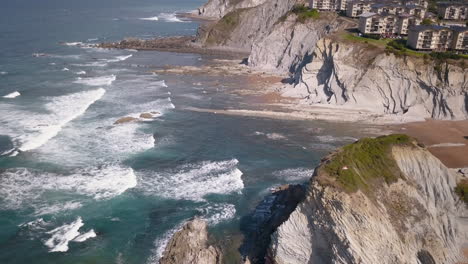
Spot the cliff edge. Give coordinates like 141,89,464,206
267,134,468,264
282,37,468,121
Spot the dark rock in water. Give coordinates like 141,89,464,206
240,184,306,264
160,218,222,264
114,116,138,125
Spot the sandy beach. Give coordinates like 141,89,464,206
394,120,468,168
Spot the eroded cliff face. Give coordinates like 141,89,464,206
248,15,352,74
197,0,269,18
267,139,468,264
282,38,468,120
196,0,305,52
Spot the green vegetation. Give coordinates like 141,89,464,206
205,8,247,45
342,33,392,48
320,134,413,193
385,40,425,57
291,4,320,23
455,179,468,205
421,18,434,25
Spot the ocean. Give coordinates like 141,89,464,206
0,0,366,263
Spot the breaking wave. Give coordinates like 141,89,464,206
44,217,96,252
0,165,137,210
2,91,21,98
5,88,105,152
137,159,244,201
139,16,159,21
74,75,116,86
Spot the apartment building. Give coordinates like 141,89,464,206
437,2,468,20
396,14,422,35
451,26,468,51
405,4,426,18
309,0,340,10
407,25,454,51
358,12,399,35
346,0,373,17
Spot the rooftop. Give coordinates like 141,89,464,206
410,25,451,32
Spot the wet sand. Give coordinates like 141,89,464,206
394,120,468,168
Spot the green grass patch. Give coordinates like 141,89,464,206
291,4,320,23
205,8,247,45
320,134,413,193
342,33,392,48
455,179,468,205
385,39,425,58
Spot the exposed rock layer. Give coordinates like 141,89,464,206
282,38,468,120
160,218,222,264
267,140,468,264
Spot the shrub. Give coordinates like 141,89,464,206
320,134,413,193
455,179,468,205
291,5,320,23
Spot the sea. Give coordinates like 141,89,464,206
0,0,368,263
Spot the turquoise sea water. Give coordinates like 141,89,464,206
0,1,366,263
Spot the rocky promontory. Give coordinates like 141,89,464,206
267,135,468,264
159,218,222,264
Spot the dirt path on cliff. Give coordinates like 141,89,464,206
393,120,468,168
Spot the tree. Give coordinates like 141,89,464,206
421,18,433,25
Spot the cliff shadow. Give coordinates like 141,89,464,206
238,184,306,264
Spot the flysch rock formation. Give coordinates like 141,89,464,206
197,0,270,19
159,218,222,264
267,135,468,264
195,0,467,122
196,0,307,52
282,38,468,121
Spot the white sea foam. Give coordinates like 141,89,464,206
106,54,133,63
73,229,97,242
19,218,48,230
272,167,315,181
198,203,236,225
0,165,136,210
155,80,168,87
0,71,7,75
138,159,244,201
139,16,159,21
159,13,186,23
254,131,287,140
12,88,105,152
45,217,96,252
3,91,21,98
76,70,86,75
87,38,99,42
63,42,85,46
74,75,116,86
35,201,83,216
147,223,185,264
315,135,358,143
62,67,70,71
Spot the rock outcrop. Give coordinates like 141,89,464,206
282,38,468,120
160,218,222,264
248,14,352,74
197,0,269,18
266,135,468,264
196,0,306,52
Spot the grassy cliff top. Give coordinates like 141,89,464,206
317,134,414,194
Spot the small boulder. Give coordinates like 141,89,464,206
114,116,138,125
139,113,154,119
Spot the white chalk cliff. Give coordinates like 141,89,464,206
282,38,468,121
267,139,468,264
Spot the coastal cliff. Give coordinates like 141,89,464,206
282,38,468,121
196,0,307,52
267,135,468,264
160,218,222,264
